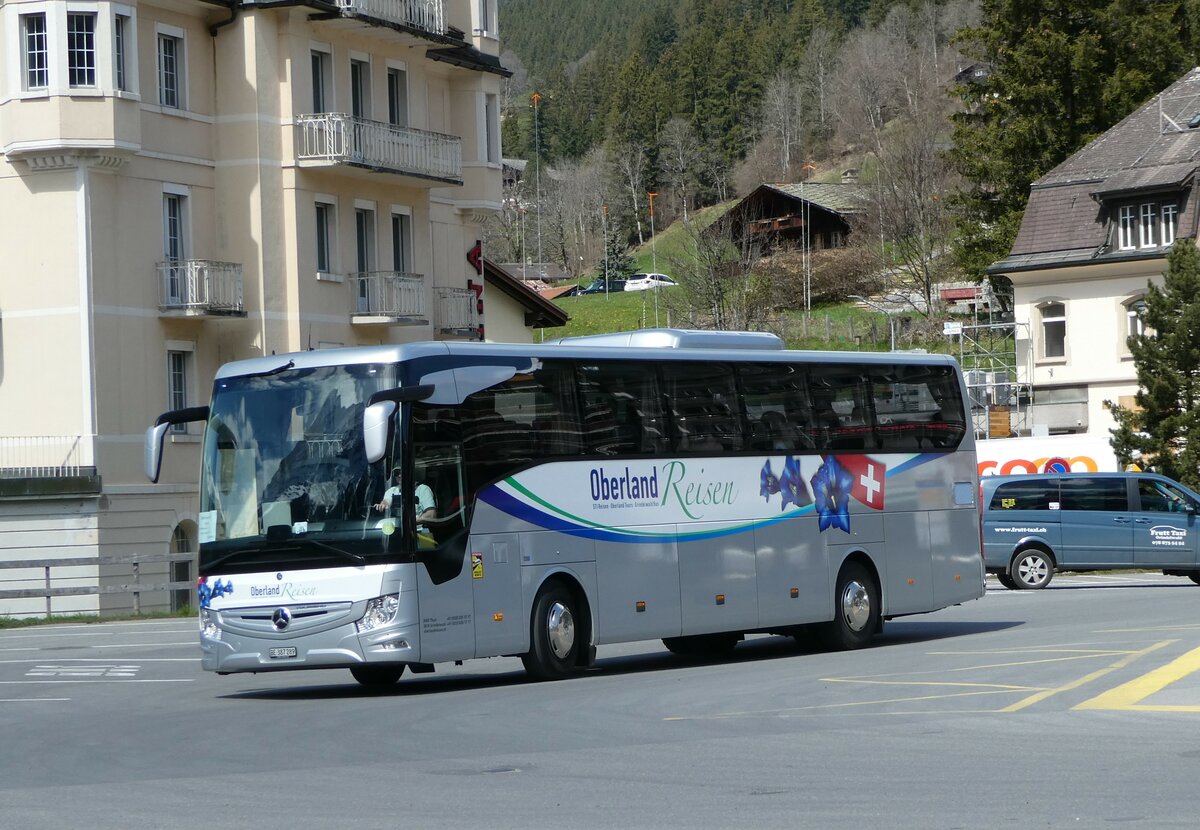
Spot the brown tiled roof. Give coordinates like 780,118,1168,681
994,67,1200,272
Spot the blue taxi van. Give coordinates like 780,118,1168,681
981,472,1200,589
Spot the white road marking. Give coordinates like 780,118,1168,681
27,665,140,678
1,698,71,703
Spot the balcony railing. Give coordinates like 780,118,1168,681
0,435,85,479
436,287,480,334
351,271,426,321
295,114,462,183
336,0,445,36
158,260,245,315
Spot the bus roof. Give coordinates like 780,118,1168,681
214,330,960,379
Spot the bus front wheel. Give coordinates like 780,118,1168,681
522,582,579,681
350,665,406,687
818,562,879,650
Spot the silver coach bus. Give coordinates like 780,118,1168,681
146,330,985,687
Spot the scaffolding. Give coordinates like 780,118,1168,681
955,320,1032,440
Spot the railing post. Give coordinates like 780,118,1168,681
44,565,52,619
132,559,140,615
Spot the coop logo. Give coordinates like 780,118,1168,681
590,466,660,502
978,455,1100,476
1150,526,1188,547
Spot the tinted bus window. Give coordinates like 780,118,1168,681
739,363,815,451
990,479,1059,510
578,361,667,456
663,362,745,453
869,364,966,451
1059,477,1127,511
809,366,873,451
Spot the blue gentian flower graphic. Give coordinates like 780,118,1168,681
779,455,811,511
197,578,212,609
811,456,853,533
760,460,780,501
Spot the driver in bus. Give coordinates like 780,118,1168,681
374,467,437,541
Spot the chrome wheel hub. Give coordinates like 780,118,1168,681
546,601,575,659
1018,556,1048,585
841,580,871,632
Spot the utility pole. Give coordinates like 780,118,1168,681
602,204,609,298
531,92,543,271
648,191,659,327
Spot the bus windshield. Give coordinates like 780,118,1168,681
198,363,396,547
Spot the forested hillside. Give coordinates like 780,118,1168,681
490,0,1200,328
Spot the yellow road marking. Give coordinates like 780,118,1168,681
821,678,1041,692
1000,639,1176,713
1075,645,1200,712
1094,624,1200,634
663,688,1024,720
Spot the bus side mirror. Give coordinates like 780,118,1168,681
145,406,209,483
363,401,396,464
363,385,435,464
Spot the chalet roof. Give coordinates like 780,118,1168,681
993,67,1200,273
761,182,869,215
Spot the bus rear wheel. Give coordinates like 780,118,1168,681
818,562,879,651
662,633,741,659
350,665,406,687
522,582,579,681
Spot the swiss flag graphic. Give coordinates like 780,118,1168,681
837,454,887,510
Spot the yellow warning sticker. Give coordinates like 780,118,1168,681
471,552,483,579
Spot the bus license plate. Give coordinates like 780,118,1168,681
268,647,297,659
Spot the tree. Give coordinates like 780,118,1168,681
1107,242,1200,488
665,216,777,332
658,117,704,222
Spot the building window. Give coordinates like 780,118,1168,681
170,525,194,612
1162,203,1179,246
311,49,330,113
350,58,370,119
167,351,190,432
67,13,97,88
1118,205,1136,250
315,201,334,274
484,93,500,163
163,192,187,303
356,208,375,312
391,212,411,272
114,14,130,91
387,67,407,127
1125,297,1147,342
477,0,497,34
1040,302,1066,359
158,33,183,108
1139,202,1157,248
21,13,49,91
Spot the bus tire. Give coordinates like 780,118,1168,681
522,582,579,681
996,572,1018,590
1011,548,1054,589
350,665,406,687
818,561,879,651
662,633,740,659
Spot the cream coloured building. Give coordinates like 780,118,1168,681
989,68,1200,441
0,0,562,617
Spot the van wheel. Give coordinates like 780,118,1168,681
996,573,1018,590
350,665,406,687
1011,549,1054,589
521,582,579,681
818,561,880,650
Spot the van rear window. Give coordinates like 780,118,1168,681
990,480,1058,510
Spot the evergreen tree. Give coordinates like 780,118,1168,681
602,224,638,283
1108,242,1200,488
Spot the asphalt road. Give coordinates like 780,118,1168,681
4,572,1200,830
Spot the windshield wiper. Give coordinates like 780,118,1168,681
242,359,296,379
203,537,365,572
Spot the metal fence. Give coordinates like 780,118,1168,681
158,259,244,313
336,0,445,34
0,436,85,479
295,114,462,182
350,271,426,319
436,287,479,332
0,552,196,619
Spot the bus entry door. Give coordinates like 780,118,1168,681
470,533,524,657
415,547,476,663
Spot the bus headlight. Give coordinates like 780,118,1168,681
356,594,400,632
199,608,220,640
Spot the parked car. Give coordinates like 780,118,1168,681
579,278,627,295
624,273,677,291
981,472,1200,589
